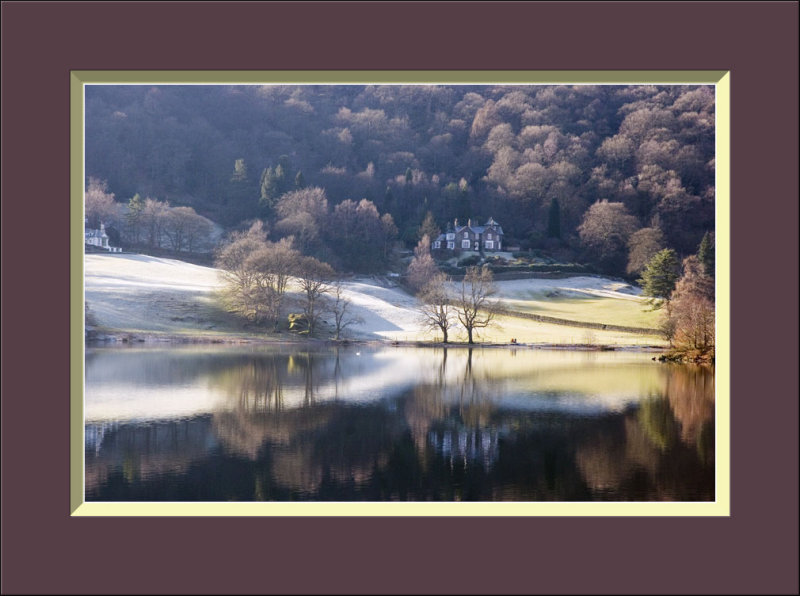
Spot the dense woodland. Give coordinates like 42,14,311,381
85,84,715,279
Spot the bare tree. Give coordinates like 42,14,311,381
244,240,299,328
267,237,299,299
162,206,213,253
626,226,665,276
407,234,439,292
183,210,215,253
142,197,169,248
297,256,335,336
418,272,455,343
577,199,638,274
216,226,301,330
215,221,268,322
327,280,364,340
665,255,715,359
85,178,120,228
455,265,499,344
275,186,329,253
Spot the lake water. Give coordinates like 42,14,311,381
84,345,714,501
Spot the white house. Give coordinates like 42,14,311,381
85,221,121,252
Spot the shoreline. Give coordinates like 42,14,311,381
85,327,667,353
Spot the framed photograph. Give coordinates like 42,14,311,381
72,71,728,518
2,3,797,595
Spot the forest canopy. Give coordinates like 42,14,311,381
85,84,715,276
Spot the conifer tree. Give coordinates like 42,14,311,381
638,248,681,307
697,231,715,278
547,197,561,239
125,193,144,245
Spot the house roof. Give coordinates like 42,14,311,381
457,220,504,236
433,217,503,242
461,224,504,236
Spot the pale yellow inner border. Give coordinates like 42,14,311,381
71,71,730,517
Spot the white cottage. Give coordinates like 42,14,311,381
85,221,121,252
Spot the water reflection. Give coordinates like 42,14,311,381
85,346,714,501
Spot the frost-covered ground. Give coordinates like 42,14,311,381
493,276,642,301
85,254,226,334
333,279,423,341
84,254,662,345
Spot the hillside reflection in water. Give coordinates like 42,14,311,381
85,345,714,501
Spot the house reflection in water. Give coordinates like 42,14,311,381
432,427,501,470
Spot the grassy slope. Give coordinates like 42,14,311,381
85,254,667,346
433,315,664,347
503,295,661,329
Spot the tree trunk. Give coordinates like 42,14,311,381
467,327,474,344
442,327,448,343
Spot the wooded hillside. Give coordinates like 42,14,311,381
85,84,714,276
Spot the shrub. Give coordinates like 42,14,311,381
287,313,309,334
457,255,481,267
485,263,594,274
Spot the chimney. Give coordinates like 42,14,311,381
467,218,471,228
454,218,458,228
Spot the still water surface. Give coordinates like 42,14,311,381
85,345,714,501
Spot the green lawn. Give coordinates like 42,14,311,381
504,294,662,329
485,315,666,347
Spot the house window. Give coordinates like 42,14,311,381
462,239,471,249
446,233,454,240
487,233,492,239
433,241,441,249
463,232,469,238
447,241,454,249
485,240,494,250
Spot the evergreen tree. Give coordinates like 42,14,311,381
638,248,681,306
226,158,255,224
273,163,287,192
697,231,715,278
231,158,247,182
384,186,395,213
125,193,144,245
457,186,471,224
259,167,277,210
547,197,561,239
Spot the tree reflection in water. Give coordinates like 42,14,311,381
85,346,714,501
